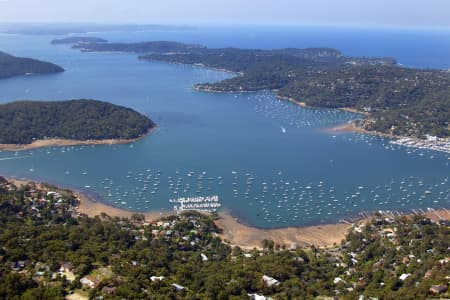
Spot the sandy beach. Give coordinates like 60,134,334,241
73,191,351,248
215,212,351,249
4,175,352,248
5,176,173,220
338,107,370,115
323,122,369,135
74,190,175,220
74,193,353,248
276,95,308,107
0,127,157,152
324,121,405,140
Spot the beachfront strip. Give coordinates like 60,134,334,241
390,135,450,154
1,177,448,299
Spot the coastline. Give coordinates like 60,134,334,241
325,122,450,154
142,58,447,148
215,212,351,249
276,95,308,107
6,175,174,220
324,121,376,136
73,189,174,220
4,175,450,249
140,58,243,76
0,126,157,152
65,185,353,248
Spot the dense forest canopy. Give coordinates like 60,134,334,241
0,99,155,144
0,51,64,79
0,178,448,299
144,47,449,138
72,41,205,53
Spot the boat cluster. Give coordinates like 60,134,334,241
90,166,450,227
251,91,358,129
390,137,450,154
170,195,221,212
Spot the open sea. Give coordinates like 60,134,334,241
0,25,449,228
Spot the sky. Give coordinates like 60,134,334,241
0,0,449,29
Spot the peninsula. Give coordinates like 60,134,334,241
67,40,450,139
0,50,64,79
0,99,155,149
71,40,205,53
141,46,449,139
51,36,108,45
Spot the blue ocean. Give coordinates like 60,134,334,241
0,25,448,228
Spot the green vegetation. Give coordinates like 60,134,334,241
0,99,155,144
51,37,108,45
0,51,64,79
72,41,205,53
137,44,447,138
0,178,448,299
277,66,450,138
67,40,450,137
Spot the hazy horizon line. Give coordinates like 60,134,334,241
1,21,449,32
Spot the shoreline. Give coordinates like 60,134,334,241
276,95,308,107
141,58,446,146
4,175,450,249
0,126,158,152
5,173,352,248
73,189,175,220
5,175,175,220
140,58,243,76
324,120,407,140
215,212,351,249
325,122,450,154
323,121,376,136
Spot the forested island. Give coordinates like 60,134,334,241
0,99,155,145
51,37,108,45
0,177,448,299
0,51,64,79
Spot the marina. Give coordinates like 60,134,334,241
390,137,450,154
171,195,221,212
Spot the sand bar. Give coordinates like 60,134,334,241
74,190,175,220
276,95,308,107
215,212,351,249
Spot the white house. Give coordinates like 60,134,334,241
399,273,411,281
262,275,280,287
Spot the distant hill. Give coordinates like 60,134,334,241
0,51,64,79
51,37,108,44
0,99,155,144
72,41,206,53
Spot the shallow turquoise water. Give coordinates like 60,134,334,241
0,27,449,228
